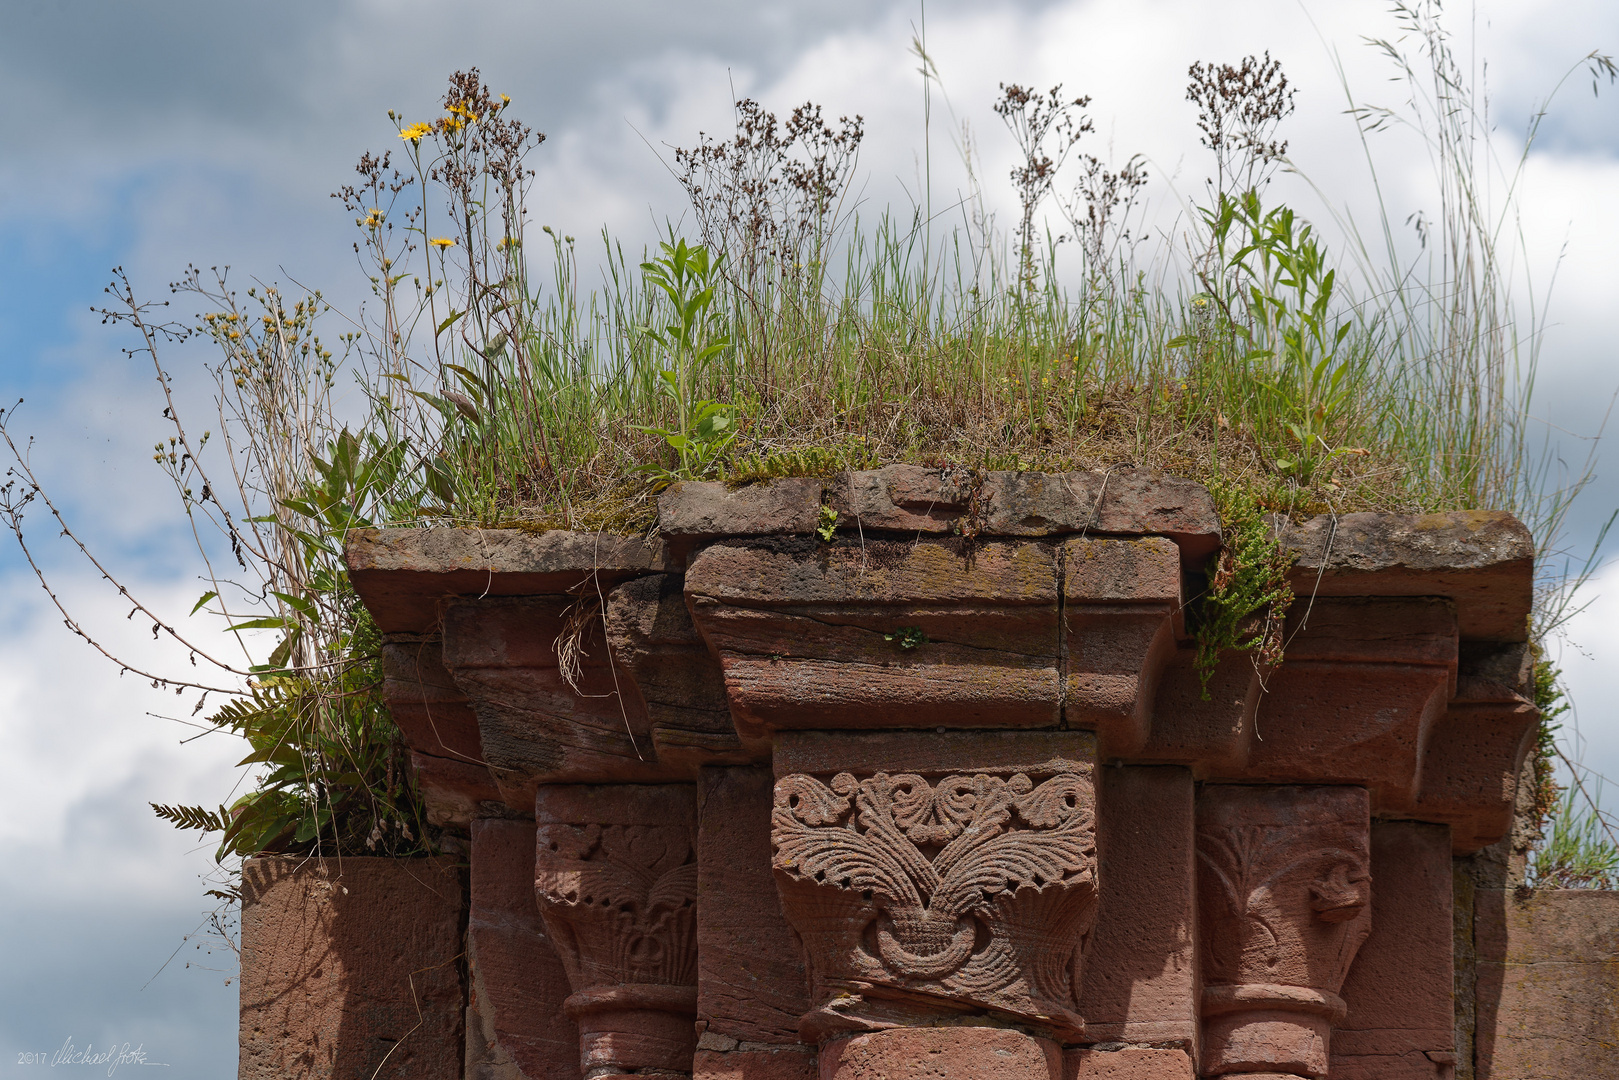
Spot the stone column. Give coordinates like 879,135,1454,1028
534,783,700,1079
1196,785,1373,1079
770,731,1098,1080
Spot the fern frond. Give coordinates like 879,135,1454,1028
151,802,231,833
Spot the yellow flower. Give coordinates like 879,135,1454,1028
399,122,432,143
429,237,456,248
440,115,465,133
500,94,510,107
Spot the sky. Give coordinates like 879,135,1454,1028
1,2,1615,1076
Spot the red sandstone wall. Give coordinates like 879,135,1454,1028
238,856,466,1079
1472,888,1619,1077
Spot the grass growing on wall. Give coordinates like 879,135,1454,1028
4,4,1615,873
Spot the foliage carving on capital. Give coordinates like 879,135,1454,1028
534,821,699,991
1196,823,1370,993
1195,785,1372,1078
772,767,1097,1035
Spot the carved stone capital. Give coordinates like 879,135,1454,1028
770,732,1098,1041
1196,785,1373,1078
534,784,699,1077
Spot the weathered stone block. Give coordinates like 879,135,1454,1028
828,466,1219,565
686,538,1062,731
1416,676,1538,853
1136,645,1259,775
827,465,971,533
382,637,499,826
383,637,486,762
1276,510,1532,641
820,1027,1063,1080
1333,822,1455,1079
348,527,665,634
607,573,761,766
1086,468,1221,566
1064,1046,1196,1079
239,856,465,1080
1240,599,1457,809
1062,537,1180,754
697,767,813,1045
980,470,1101,535
409,751,503,829
660,478,825,539
1077,766,1197,1048
441,596,679,803
467,819,579,1080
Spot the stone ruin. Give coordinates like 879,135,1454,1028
235,469,1618,1079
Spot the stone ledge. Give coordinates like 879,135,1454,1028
346,493,1533,646
1277,510,1533,641
347,527,667,633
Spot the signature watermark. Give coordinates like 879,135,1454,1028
15,1039,168,1075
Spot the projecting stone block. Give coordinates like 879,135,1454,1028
1275,510,1532,641
441,596,680,803
1416,676,1538,853
686,537,1062,732
1136,645,1260,775
1062,537,1180,755
1239,599,1457,810
382,637,500,826
826,465,972,532
347,527,666,634
660,478,826,540
606,573,760,766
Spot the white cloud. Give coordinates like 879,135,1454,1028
1555,556,1619,787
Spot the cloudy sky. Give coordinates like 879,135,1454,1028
1,1,1615,1075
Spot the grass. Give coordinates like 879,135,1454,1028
319,35,1584,562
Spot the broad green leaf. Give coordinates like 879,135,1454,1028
227,616,289,632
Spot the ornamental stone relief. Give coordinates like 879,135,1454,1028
1196,784,1373,1079
534,820,699,989
334,488,1541,1080
532,784,700,1078
771,752,1097,1041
